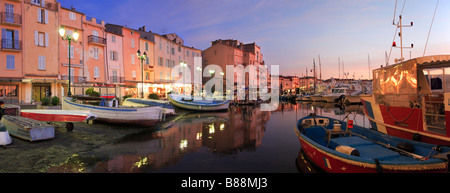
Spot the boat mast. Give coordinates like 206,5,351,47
393,15,413,63
313,58,316,94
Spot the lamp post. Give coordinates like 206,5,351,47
59,26,79,97
137,50,147,98
180,61,187,94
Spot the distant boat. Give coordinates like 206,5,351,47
62,97,164,126
296,115,450,173
310,94,325,102
1,115,55,142
122,98,176,115
0,122,12,146
322,87,347,103
168,94,230,111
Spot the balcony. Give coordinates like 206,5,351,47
88,35,107,46
0,12,21,26
109,76,125,84
1,39,22,51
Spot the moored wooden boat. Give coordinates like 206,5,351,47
168,94,229,111
122,98,176,115
296,115,450,173
0,122,12,145
62,97,164,126
1,115,55,142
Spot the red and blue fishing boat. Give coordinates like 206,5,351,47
361,55,450,146
296,114,450,173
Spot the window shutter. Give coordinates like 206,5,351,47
14,30,19,49
44,10,48,24
34,31,38,45
45,32,49,47
2,29,6,48
41,0,45,7
37,9,41,23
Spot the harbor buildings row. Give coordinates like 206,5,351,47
0,0,202,104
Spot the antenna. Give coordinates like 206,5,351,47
161,28,167,34
318,54,322,81
392,15,414,63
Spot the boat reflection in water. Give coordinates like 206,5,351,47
48,105,271,173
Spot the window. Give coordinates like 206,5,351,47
69,12,76,20
171,47,175,55
145,72,149,80
93,47,99,59
37,9,48,24
145,42,149,51
6,55,14,70
0,85,17,97
131,54,135,65
166,59,169,67
5,4,14,23
2,29,19,49
159,57,163,66
110,51,118,61
178,46,181,52
187,50,189,57
166,45,169,54
112,70,118,83
94,67,99,78
67,68,74,82
68,45,74,58
31,0,41,6
35,31,48,47
160,72,163,81
167,72,170,81
159,42,162,50
146,56,149,65
131,38,135,48
132,70,136,78
38,55,45,70
111,35,116,43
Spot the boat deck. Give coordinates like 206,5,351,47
328,136,411,162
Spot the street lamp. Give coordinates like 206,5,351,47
180,61,187,95
59,26,79,97
137,50,147,98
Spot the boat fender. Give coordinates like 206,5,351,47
335,145,360,156
396,142,414,153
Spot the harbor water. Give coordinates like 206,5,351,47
0,101,369,173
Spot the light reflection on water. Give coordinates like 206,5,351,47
48,101,369,173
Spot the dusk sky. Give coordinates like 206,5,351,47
58,0,450,80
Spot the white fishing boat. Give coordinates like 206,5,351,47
168,94,229,111
62,97,164,126
0,122,12,145
1,115,54,142
322,87,347,103
122,98,176,115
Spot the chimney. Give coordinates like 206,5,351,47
142,26,146,32
71,6,75,11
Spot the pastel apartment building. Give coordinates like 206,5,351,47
0,0,23,103
22,0,62,103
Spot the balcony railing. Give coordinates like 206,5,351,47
1,39,22,51
0,12,21,25
109,76,125,83
88,35,107,46
61,75,86,84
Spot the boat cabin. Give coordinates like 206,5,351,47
372,55,450,137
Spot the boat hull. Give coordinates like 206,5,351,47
168,94,229,111
20,110,95,123
62,97,163,126
0,122,12,145
361,95,450,146
322,95,340,103
310,96,324,102
345,95,361,104
296,116,449,173
1,115,54,142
